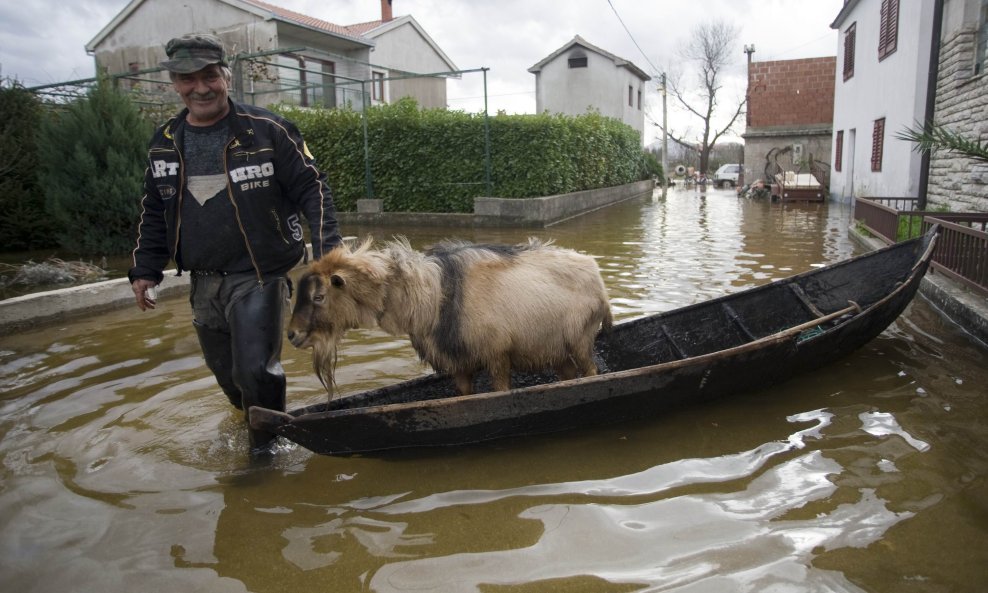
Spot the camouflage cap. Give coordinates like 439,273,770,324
161,34,227,74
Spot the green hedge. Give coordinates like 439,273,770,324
38,76,152,255
0,90,658,257
0,83,57,251
277,98,657,213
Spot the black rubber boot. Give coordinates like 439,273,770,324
228,280,288,453
193,322,244,410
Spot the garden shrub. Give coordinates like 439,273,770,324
0,83,57,251
279,99,655,213
37,77,152,255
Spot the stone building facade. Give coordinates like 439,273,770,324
926,0,988,212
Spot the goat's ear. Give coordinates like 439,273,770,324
330,274,346,288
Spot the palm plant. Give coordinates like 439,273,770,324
896,122,988,164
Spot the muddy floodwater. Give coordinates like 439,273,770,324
2,187,987,593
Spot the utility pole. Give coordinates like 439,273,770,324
743,44,755,125
661,72,668,197
743,44,755,186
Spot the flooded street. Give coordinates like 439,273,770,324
2,186,986,592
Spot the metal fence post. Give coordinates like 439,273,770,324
483,67,492,196
362,80,374,200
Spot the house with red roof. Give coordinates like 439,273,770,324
85,0,458,110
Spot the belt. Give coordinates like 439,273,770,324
191,269,248,277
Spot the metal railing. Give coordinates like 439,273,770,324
923,215,988,295
854,197,988,296
853,196,921,244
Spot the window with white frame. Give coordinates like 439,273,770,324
372,71,385,102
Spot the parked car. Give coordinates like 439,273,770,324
713,164,741,188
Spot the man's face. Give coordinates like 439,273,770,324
172,65,230,126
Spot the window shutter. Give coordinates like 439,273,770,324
844,23,856,80
879,0,899,61
835,130,844,172
871,118,885,172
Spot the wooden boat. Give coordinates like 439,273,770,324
250,227,938,455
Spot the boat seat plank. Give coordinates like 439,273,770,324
659,307,749,358
722,303,756,340
594,320,683,371
788,283,825,317
659,324,687,359
714,283,817,340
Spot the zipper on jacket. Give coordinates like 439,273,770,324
170,140,185,262
223,136,266,289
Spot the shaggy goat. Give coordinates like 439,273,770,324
287,237,613,397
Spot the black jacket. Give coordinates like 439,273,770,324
128,100,341,284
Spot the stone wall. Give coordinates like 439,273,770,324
927,24,988,212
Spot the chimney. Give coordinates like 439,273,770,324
381,0,393,22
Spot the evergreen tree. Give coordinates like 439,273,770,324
38,76,152,255
0,81,57,251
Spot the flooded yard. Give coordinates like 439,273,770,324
1,186,986,592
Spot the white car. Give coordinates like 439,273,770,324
713,164,741,188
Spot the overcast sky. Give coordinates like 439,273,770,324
0,0,843,144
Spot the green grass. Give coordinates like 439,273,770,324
896,215,924,241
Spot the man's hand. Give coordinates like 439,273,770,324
131,278,158,311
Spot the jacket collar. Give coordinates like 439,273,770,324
162,99,255,149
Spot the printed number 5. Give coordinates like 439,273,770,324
287,214,303,241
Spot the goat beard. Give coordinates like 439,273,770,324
312,337,341,401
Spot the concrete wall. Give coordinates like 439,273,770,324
0,274,190,335
365,20,451,108
92,0,254,75
473,180,654,225
830,0,936,202
927,0,988,212
344,180,653,228
743,129,832,185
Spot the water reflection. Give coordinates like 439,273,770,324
1,187,986,593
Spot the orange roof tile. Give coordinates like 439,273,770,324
241,0,376,40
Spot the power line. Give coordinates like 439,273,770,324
605,0,663,77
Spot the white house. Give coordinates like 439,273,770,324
85,0,457,110
829,0,937,201
528,35,651,144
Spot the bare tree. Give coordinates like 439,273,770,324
660,21,746,174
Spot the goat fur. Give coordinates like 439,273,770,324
287,237,613,397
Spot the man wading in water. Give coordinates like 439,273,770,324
128,34,342,454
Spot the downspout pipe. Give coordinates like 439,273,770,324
918,0,945,209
